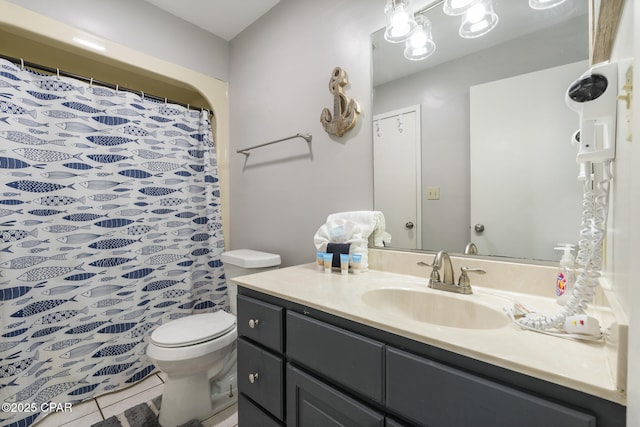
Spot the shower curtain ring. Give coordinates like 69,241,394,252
140,91,144,102
89,77,93,87
115,84,119,93
56,68,60,80
19,58,24,70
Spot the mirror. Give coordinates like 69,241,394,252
372,1,590,261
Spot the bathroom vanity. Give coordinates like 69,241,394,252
234,252,627,426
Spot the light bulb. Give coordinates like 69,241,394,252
404,17,435,61
391,8,412,38
409,29,427,49
459,1,498,39
466,3,486,24
384,0,417,43
443,0,481,16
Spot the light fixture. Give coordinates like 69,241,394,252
384,0,417,43
442,0,481,16
458,0,499,39
383,0,501,62
528,0,568,10
404,15,436,61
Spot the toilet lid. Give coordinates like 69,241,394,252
150,311,236,348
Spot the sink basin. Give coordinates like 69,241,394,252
361,288,508,330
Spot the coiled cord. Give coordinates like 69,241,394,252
514,160,612,337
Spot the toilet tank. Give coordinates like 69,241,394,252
221,249,281,314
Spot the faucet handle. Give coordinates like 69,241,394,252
458,267,486,287
417,261,440,282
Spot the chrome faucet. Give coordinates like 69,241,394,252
418,250,485,295
464,242,478,255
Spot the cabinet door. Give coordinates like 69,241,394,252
286,311,384,404
287,364,384,427
386,347,596,427
239,394,283,427
238,338,284,420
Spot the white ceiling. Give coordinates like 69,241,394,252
143,0,280,41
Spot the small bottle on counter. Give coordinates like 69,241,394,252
323,253,333,273
316,251,325,270
351,253,362,275
555,243,576,305
340,254,349,275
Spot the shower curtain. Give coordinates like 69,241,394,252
0,57,228,427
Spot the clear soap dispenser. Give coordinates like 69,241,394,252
555,243,576,305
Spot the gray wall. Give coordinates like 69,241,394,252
228,0,382,266
6,0,230,81
373,18,588,254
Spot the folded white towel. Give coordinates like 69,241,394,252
325,211,391,247
313,211,392,271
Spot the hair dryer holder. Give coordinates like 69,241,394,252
565,62,618,164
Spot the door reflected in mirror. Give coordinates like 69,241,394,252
372,1,589,261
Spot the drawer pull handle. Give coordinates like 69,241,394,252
249,373,259,384
248,319,259,328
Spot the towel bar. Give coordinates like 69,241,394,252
237,133,312,156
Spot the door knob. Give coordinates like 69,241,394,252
474,224,485,233
405,222,414,229
248,319,259,328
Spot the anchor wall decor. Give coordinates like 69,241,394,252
320,67,360,137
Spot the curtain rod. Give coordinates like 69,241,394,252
0,54,212,116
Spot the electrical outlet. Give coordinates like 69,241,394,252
426,186,440,200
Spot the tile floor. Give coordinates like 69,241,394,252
34,372,238,427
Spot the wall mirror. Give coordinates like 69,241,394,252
371,1,590,261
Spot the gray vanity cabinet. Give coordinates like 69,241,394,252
237,294,284,353
287,364,385,426
386,347,596,427
237,338,284,419
238,394,282,427
237,295,285,426
286,311,385,404
237,287,625,427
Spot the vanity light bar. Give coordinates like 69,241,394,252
392,0,569,61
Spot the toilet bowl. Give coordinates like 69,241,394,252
147,311,237,427
146,249,280,427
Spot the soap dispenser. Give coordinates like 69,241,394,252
555,243,576,305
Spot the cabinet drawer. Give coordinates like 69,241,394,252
238,294,284,353
386,347,596,427
239,393,283,427
287,364,385,427
238,338,284,420
286,311,384,404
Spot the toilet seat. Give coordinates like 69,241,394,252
151,311,236,348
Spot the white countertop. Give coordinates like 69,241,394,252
233,262,626,405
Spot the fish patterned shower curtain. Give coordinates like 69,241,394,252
0,57,228,427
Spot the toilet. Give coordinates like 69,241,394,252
146,249,281,427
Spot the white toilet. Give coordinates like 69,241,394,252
146,249,281,427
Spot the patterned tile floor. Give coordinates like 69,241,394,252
34,372,238,427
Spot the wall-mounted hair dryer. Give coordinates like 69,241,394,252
565,62,618,165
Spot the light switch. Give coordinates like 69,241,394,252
426,186,440,200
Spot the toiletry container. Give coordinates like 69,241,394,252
555,244,576,305
146,249,280,427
